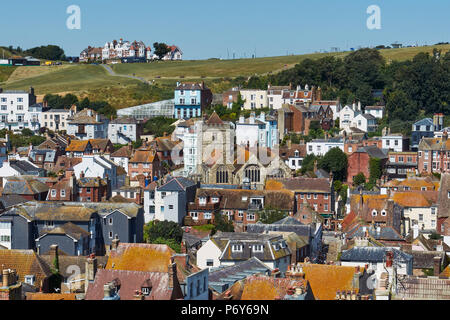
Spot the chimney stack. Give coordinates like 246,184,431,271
86,254,98,282
385,250,394,268
103,283,112,299
111,238,120,250
168,257,178,289
433,256,442,277
2,269,10,287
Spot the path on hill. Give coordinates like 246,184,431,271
101,64,151,84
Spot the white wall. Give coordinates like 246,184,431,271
197,239,222,269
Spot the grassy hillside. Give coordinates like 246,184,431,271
0,44,449,108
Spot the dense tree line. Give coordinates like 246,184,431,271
6,45,66,61
43,93,117,118
244,48,450,123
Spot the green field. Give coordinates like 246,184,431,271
0,44,449,108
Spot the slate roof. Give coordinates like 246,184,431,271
0,194,28,208
158,177,196,192
175,82,208,91
85,269,182,300
345,224,404,241
402,251,446,269
247,221,312,238
29,149,56,163
67,108,106,124
413,117,433,127
8,160,45,175
212,232,291,262
111,145,133,158
40,222,90,241
2,177,49,195
340,247,413,263
7,202,97,222
39,254,109,279
355,146,387,159
110,117,137,124
209,257,271,293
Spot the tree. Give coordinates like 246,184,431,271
153,42,170,60
143,220,183,243
319,147,348,181
353,172,366,187
21,128,33,136
258,208,287,224
300,154,319,174
369,157,382,185
151,237,181,253
144,116,177,137
212,212,234,234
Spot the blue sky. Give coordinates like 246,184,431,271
1,0,449,59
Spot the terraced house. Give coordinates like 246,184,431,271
66,108,109,140
174,82,212,119
418,132,450,174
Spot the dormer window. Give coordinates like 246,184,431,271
211,197,219,204
381,210,387,216
141,286,151,296
199,197,207,205
294,150,299,157
25,275,35,285
253,245,263,252
280,241,286,249
232,244,243,252
242,196,248,201
372,210,377,217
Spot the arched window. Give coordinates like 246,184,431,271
245,165,260,183
216,166,229,184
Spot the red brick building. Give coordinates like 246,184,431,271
77,176,109,202
418,134,450,175
346,146,387,185
128,148,162,179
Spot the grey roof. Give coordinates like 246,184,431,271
200,184,239,190
246,222,312,238
29,149,56,163
0,194,29,209
9,160,45,175
340,247,412,263
273,216,304,225
182,233,203,247
346,225,404,241
404,251,446,269
157,177,196,192
361,113,376,120
413,118,433,127
208,257,271,293
2,178,49,195
355,146,388,159
395,276,450,300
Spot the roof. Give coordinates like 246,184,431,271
111,145,133,158
355,146,387,159
29,149,56,163
158,177,196,192
77,177,108,188
105,243,197,283
268,177,331,193
110,117,137,124
0,250,51,289
301,263,359,300
40,222,90,241
8,160,45,175
206,112,224,125
240,275,306,300
7,202,97,222
175,82,208,91
129,149,156,163
66,140,90,152
438,174,450,218
26,293,77,300
279,144,307,160
393,191,438,208
0,194,29,208
340,247,412,263
67,108,105,124
402,251,446,269
419,137,450,151
395,276,450,300
413,117,433,126
2,177,49,195
39,254,109,279
85,269,181,300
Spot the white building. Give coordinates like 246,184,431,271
240,89,268,110
281,84,314,107
235,112,278,149
162,46,183,61
365,105,384,119
101,39,151,60
351,113,378,133
267,84,291,110
0,87,41,133
306,138,345,156
181,121,201,176
339,102,362,131
40,106,76,132
73,155,120,189
381,134,406,152
143,184,156,223
67,109,109,140
108,117,141,144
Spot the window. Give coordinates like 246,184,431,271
419,214,423,222
86,188,91,193
238,211,244,217
190,212,198,219
199,197,207,205
313,204,318,211
45,221,54,228
109,218,113,225
381,210,387,216
0,235,10,242
142,287,151,295
307,194,311,199
324,204,328,211
109,231,113,239
204,212,212,219
314,194,318,199
431,207,436,215
253,245,263,252
161,206,165,212
300,194,304,199
206,259,214,266
60,189,66,197
211,197,219,203
431,220,436,228
372,210,377,216
24,275,35,285
51,189,57,197
232,244,243,252
169,205,174,210
247,213,255,221
324,194,328,200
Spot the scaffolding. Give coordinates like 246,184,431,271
117,99,175,120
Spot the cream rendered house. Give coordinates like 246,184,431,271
240,89,268,110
